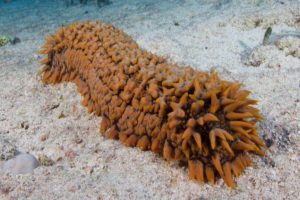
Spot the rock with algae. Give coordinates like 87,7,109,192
39,21,267,188
0,35,10,47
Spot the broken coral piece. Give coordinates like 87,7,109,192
39,21,266,188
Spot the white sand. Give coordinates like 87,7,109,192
0,0,299,199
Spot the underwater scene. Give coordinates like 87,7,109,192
0,0,299,199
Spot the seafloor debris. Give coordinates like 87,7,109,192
275,36,300,58
39,21,266,188
38,155,54,166
244,35,300,67
0,139,18,161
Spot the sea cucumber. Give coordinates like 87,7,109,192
39,21,266,188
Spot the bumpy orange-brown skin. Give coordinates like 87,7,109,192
39,21,266,188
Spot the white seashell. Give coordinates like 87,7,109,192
0,153,39,175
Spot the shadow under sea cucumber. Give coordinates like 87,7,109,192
39,21,266,188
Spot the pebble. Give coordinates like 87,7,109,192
0,153,39,174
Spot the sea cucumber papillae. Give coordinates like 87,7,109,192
39,21,266,188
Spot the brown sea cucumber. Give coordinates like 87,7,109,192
39,21,266,188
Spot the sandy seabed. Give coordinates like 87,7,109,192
0,0,299,199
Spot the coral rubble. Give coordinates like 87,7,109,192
39,21,266,188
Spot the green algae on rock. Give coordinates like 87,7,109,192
0,35,10,47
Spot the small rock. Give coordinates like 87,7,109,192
10,37,21,45
244,46,268,66
38,154,54,166
0,139,18,161
0,153,39,174
274,36,300,58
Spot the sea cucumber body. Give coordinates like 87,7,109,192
40,21,265,188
